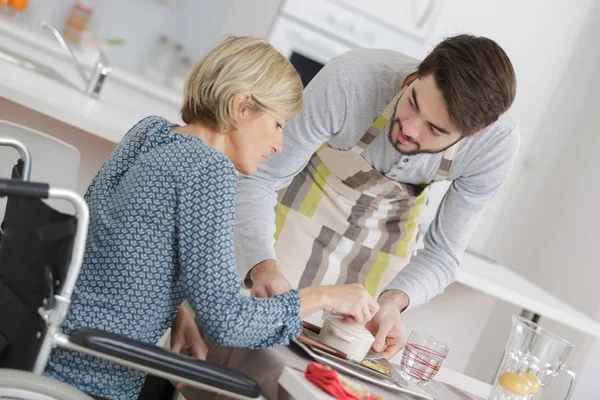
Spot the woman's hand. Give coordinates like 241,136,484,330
300,284,379,324
171,305,208,359
322,283,380,324
170,306,208,389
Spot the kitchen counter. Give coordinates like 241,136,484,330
458,250,600,338
0,14,182,144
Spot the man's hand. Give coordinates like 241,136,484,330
171,306,208,389
365,290,409,359
250,260,292,298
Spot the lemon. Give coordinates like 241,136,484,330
498,371,530,396
520,372,542,394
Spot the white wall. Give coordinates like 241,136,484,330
400,283,497,372
20,0,238,70
572,309,600,399
463,1,600,392
217,0,282,39
423,0,596,253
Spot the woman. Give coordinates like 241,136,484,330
44,36,379,400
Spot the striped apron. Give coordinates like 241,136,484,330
274,90,458,298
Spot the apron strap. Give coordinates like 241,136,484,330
350,90,405,155
433,142,459,182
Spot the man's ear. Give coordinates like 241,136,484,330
402,72,418,88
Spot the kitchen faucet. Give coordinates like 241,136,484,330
40,20,111,98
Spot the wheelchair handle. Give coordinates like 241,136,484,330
0,179,49,199
0,138,31,181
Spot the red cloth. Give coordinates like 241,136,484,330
304,362,376,400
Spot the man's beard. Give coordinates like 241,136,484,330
387,118,461,156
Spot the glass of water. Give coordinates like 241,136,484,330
398,331,449,386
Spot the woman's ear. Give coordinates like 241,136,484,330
231,93,251,122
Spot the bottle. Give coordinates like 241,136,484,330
8,0,28,12
62,0,95,43
1,0,28,15
169,55,192,93
142,36,183,86
142,35,170,84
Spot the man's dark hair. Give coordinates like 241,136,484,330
418,34,516,136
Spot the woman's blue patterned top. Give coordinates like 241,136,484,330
44,116,302,399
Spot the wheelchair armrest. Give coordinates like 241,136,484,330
0,179,49,199
68,328,261,398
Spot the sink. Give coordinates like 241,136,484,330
0,38,181,125
0,45,78,91
0,43,180,122
0,17,182,144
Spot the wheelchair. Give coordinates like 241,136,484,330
0,137,261,399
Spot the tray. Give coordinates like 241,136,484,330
292,330,433,400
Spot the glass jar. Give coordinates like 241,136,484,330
142,35,182,85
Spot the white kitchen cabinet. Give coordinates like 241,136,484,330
333,0,443,41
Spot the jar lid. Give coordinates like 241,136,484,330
326,315,374,341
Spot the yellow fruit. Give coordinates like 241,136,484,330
520,372,542,394
8,0,28,11
499,371,530,396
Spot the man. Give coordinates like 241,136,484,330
234,33,519,359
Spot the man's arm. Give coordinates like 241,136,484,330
384,125,521,309
367,125,520,358
235,58,349,287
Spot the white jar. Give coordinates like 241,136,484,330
318,315,375,362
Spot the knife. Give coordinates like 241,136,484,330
301,320,322,335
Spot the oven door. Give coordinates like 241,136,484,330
268,16,354,87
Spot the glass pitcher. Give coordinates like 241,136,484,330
489,316,576,400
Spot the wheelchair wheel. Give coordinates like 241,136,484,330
0,369,94,400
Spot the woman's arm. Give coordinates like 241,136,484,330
176,161,378,348
176,164,302,348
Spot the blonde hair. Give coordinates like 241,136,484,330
181,36,303,131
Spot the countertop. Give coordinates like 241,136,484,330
0,14,182,143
